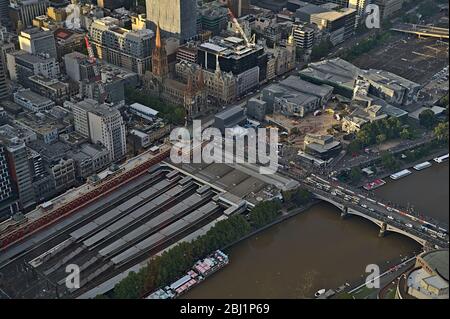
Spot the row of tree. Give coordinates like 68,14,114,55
107,188,313,299
347,117,412,152
341,31,392,61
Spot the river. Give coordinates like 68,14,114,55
185,162,449,299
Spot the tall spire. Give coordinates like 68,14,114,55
215,54,221,73
155,22,162,49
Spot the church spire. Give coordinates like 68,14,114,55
215,54,221,73
155,22,162,49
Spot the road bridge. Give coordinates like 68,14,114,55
302,175,449,249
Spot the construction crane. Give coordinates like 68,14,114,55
84,36,108,103
227,8,255,48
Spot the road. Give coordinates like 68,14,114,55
301,174,449,248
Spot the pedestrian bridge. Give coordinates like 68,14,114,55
391,24,449,40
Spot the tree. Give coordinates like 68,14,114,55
249,200,281,228
419,109,437,129
381,153,399,170
376,133,387,145
349,167,362,183
400,128,411,140
434,122,449,144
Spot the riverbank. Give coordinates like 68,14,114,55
221,200,320,252
356,147,449,189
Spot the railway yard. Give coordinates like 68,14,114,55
0,164,246,299
0,157,297,299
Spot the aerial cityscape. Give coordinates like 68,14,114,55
0,0,448,304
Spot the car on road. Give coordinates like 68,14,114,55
361,204,368,209
388,216,394,220
406,223,413,228
369,208,375,212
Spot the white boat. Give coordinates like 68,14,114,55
390,169,412,180
315,289,326,297
413,161,432,171
434,154,449,163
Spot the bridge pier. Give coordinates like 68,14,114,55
340,206,348,219
379,222,387,238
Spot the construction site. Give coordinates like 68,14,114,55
352,33,449,85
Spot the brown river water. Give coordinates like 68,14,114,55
185,162,449,298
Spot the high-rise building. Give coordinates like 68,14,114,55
0,142,18,220
89,17,154,75
9,0,49,30
0,0,10,27
19,27,58,59
0,49,8,100
0,137,36,211
146,0,198,42
374,0,404,20
68,99,127,161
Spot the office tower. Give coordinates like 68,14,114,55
0,50,8,100
227,0,250,17
19,28,58,58
97,0,132,10
69,99,127,161
9,0,49,29
0,137,36,211
146,0,198,42
374,0,404,20
89,17,154,75
0,0,9,27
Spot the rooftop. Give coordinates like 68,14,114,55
299,58,361,89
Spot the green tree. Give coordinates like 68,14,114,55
434,122,449,144
419,109,437,129
349,167,362,183
381,153,399,170
376,133,387,145
400,128,411,140
249,200,281,228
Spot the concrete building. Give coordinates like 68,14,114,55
214,105,247,133
146,0,198,42
197,36,268,83
360,69,421,106
54,28,85,61
97,0,132,10
0,49,8,100
19,27,58,59
0,0,9,27
397,249,448,299
0,137,36,210
374,0,404,20
299,58,362,98
247,98,268,121
7,51,60,85
0,142,19,220
13,89,55,112
89,17,154,75
199,1,229,36
292,23,315,50
304,133,342,160
310,8,357,45
67,99,127,162
9,0,49,29
262,75,333,117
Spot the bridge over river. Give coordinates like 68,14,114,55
300,174,449,249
